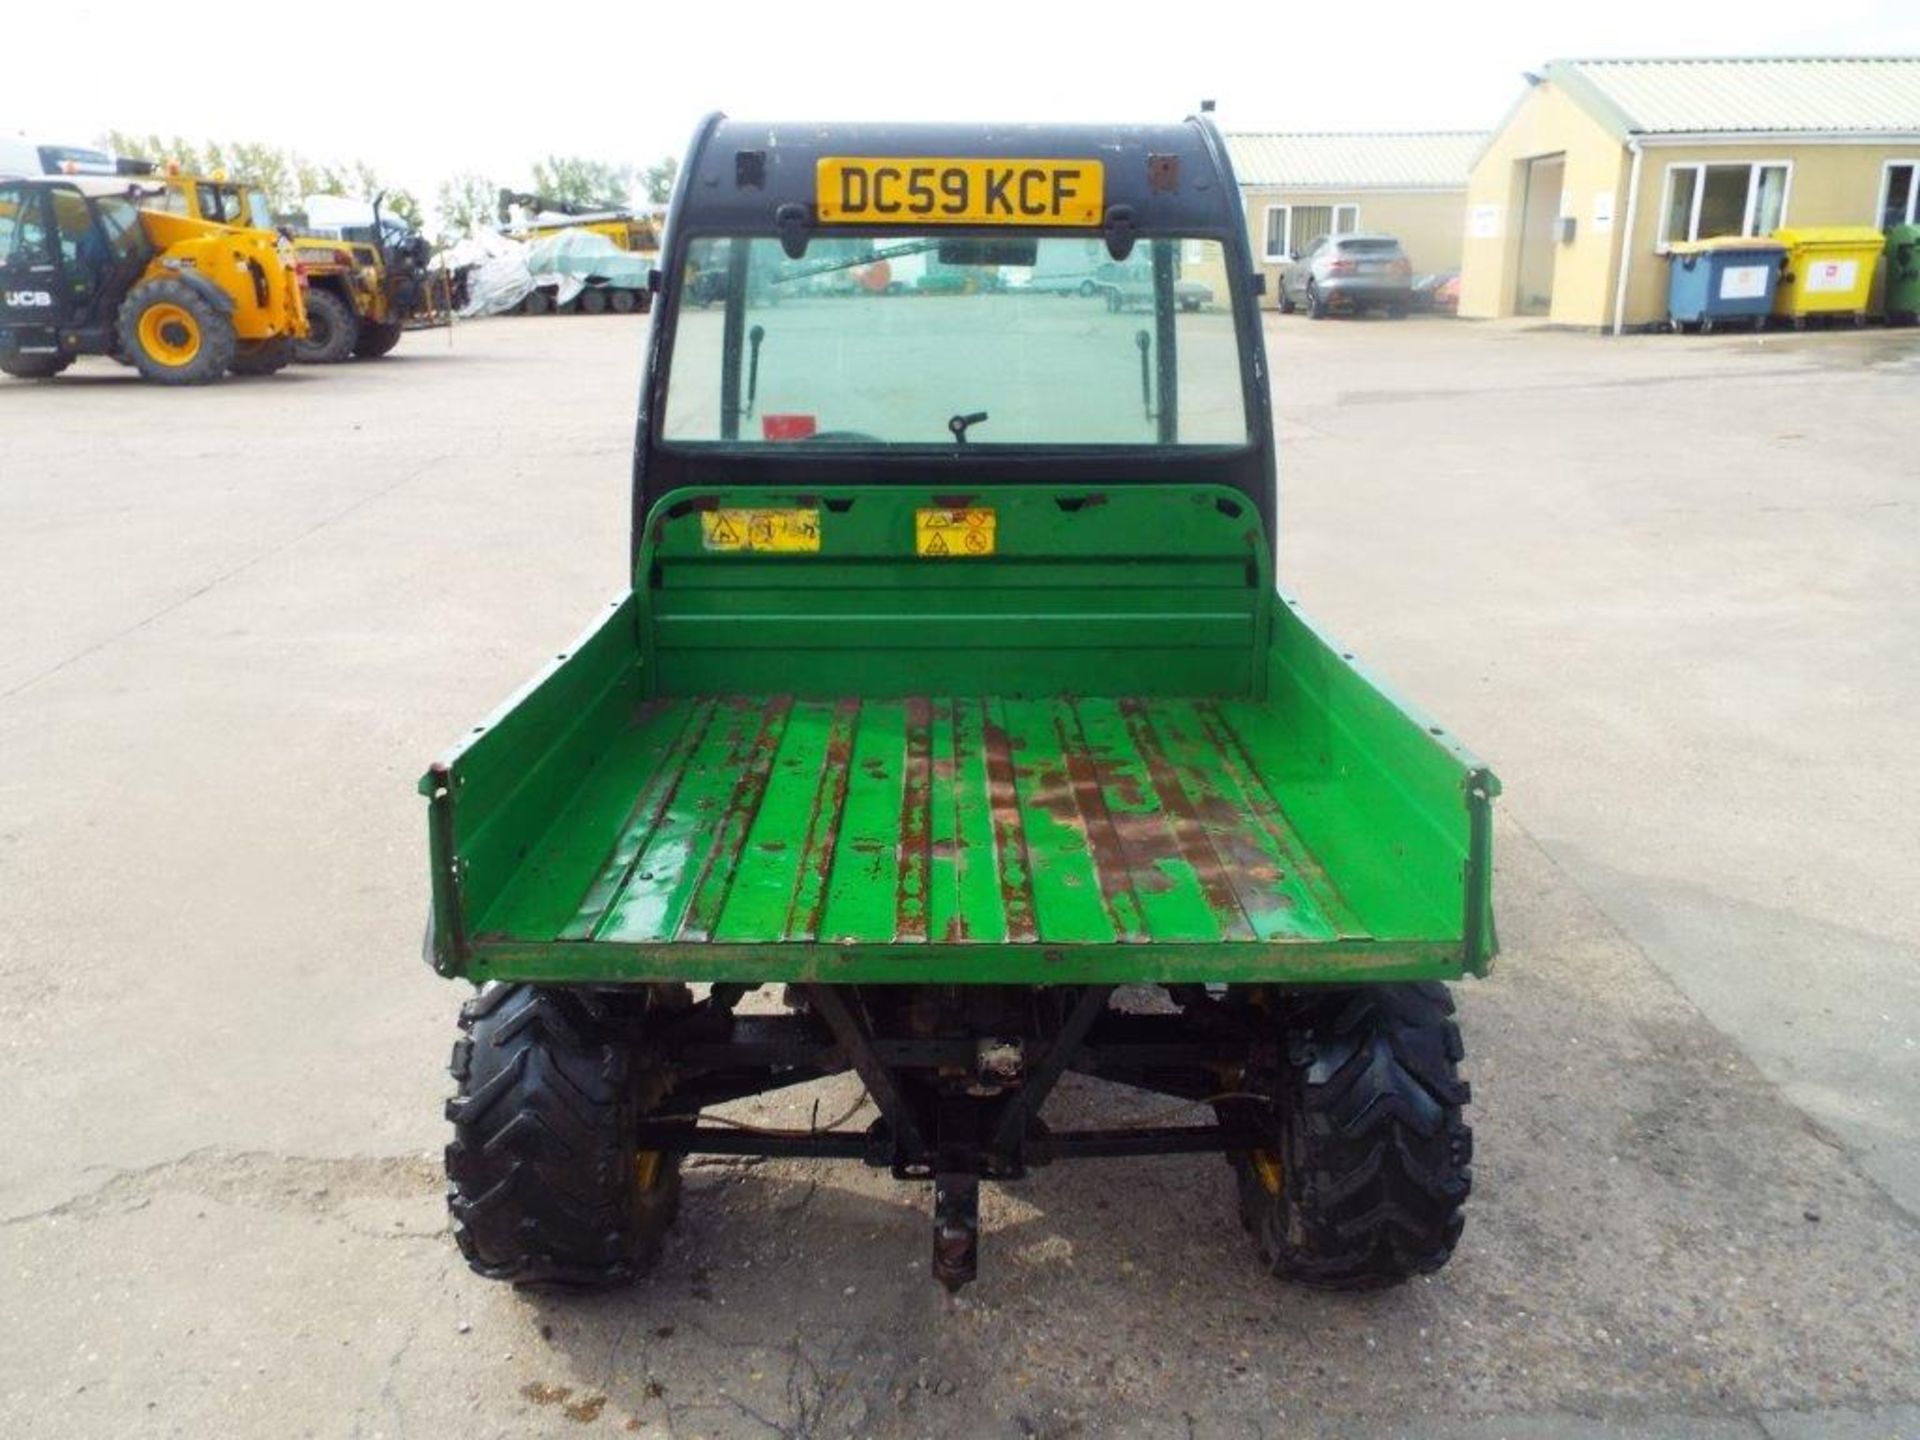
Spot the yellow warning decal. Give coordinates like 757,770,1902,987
701,508,821,553
915,507,996,558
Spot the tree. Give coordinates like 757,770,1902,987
382,189,424,230
529,155,632,211
435,173,500,241
227,141,297,213
641,155,678,205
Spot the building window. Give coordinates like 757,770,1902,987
1659,162,1791,247
1881,162,1920,229
1262,203,1359,261
1262,205,1290,261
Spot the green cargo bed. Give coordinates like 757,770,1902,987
423,486,1496,985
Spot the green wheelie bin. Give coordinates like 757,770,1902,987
1886,224,1920,326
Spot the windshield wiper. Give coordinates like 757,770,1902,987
948,411,989,445
772,239,942,285
745,324,765,416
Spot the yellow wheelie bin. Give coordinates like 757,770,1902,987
1771,226,1883,328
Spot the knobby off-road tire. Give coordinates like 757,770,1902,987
295,288,358,364
0,352,72,379
1227,983,1472,1289
446,984,683,1291
352,320,403,358
229,336,294,375
117,279,235,384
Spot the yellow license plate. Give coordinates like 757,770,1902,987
816,157,1103,227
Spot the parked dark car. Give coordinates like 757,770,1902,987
1278,234,1413,318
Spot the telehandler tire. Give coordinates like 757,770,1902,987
446,983,684,1292
229,336,294,376
295,289,358,364
353,321,403,359
1,353,72,379
1225,982,1471,1289
117,280,235,385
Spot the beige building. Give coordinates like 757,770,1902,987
1224,133,1486,308
1459,56,1920,331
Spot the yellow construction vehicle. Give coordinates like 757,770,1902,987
154,173,441,361
1,176,307,382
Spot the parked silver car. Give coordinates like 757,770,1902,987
1278,233,1413,318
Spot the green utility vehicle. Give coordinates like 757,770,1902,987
424,115,1498,1293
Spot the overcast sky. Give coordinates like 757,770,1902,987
13,0,1919,217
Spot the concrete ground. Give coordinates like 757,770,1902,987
1,311,1916,1440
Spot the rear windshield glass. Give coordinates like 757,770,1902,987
1339,238,1402,254
661,234,1247,449
36,145,114,175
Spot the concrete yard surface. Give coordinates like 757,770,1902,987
1,313,1917,1438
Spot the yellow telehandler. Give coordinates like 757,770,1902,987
154,173,441,361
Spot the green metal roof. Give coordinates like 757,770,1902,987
1223,132,1485,190
1546,56,1920,137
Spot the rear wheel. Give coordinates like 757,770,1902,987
1223,983,1471,1289
1,353,72,379
229,336,293,375
446,983,686,1291
295,289,358,364
117,280,235,384
1307,281,1328,320
353,320,403,358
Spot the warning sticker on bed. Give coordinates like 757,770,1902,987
915,507,996,557
701,509,821,552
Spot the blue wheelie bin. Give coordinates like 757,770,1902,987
1665,237,1788,333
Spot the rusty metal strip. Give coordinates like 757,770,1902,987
940,699,969,943
894,696,934,943
1057,700,1147,943
563,698,716,940
676,695,795,942
981,701,1040,944
1118,699,1257,941
784,697,861,943
1194,701,1364,935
